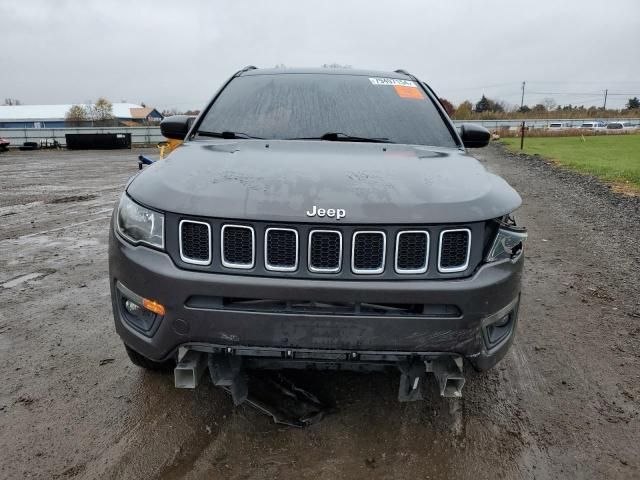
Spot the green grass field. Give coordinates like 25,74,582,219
501,135,640,191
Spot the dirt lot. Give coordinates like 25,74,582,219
1,145,639,479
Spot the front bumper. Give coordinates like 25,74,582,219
109,229,523,371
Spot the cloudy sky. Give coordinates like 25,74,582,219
2,0,639,110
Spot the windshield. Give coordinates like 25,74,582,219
197,73,457,147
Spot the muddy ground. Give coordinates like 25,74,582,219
0,145,638,479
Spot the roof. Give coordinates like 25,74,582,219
241,67,413,79
0,103,144,122
129,107,155,119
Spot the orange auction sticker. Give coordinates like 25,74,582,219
394,85,424,99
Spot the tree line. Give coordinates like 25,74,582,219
441,95,640,120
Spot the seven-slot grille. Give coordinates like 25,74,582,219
178,223,473,275
265,228,298,271
352,231,386,274
438,229,471,273
179,220,211,265
308,230,342,272
395,231,429,273
221,225,255,269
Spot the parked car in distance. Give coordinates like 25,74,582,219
579,121,606,130
548,122,572,130
0,137,10,151
606,121,636,130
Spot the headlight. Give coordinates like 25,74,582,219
486,218,527,262
116,194,164,249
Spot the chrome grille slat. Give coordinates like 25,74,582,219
352,231,386,274
176,219,475,277
438,228,471,273
265,227,298,272
179,220,212,265
221,224,255,269
308,230,342,273
395,230,429,274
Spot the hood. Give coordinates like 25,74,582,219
127,140,521,224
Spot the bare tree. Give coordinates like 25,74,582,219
532,104,547,113
91,97,114,123
542,97,557,112
3,98,22,106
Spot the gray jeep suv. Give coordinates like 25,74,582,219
109,67,526,402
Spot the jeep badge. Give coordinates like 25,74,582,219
306,205,346,220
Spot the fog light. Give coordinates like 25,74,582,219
124,299,142,315
487,313,513,345
494,313,511,328
116,282,165,334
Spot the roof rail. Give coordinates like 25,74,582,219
237,65,258,74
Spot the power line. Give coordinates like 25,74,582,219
527,91,602,96
444,82,518,92
525,80,640,85
507,90,638,97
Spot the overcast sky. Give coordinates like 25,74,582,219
2,0,639,110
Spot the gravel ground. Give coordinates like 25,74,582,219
0,144,638,479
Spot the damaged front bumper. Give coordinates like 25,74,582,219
109,228,523,377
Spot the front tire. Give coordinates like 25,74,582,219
124,344,174,372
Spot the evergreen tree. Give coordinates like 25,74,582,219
626,97,640,109
475,95,491,113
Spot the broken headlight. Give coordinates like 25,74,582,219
116,194,165,249
486,216,527,262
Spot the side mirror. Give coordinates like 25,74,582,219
459,123,491,148
160,115,195,140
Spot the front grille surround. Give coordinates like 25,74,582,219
395,230,429,274
438,228,471,273
308,230,343,273
351,231,386,274
167,215,481,280
178,220,212,266
264,227,299,272
221,224,255,269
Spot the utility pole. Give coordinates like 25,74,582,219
603,89,608,110
520,82,526,151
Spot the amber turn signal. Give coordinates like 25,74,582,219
143,298,166,316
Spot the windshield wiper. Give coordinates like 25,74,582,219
198,131,263,139
288,132,394,144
